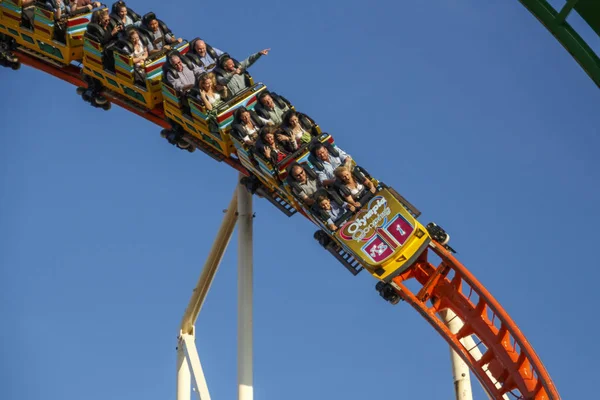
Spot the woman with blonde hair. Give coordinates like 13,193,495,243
128,29,148,69
198,72,228,111
333,165,376,209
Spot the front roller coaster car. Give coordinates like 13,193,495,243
0,0,94,65
336,188,431,281
315,188,431,283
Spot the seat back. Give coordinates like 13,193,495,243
84,22,106,42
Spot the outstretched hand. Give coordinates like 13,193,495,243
259,48,271,56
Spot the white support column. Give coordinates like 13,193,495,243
440,309,510,400
440,309,474,400
182,331,211,400
237,173,254,400
460,334,509,400
177,340,192,400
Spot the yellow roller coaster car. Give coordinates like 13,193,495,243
160,51,268,158
0,0,94,66
82,19,186,110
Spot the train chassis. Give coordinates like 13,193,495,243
0,34,20,70
425,222,455,253
76,76,111,110
160,122,196,153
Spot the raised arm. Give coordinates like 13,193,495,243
239,48,270,72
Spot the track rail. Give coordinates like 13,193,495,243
7,51,561,400
391,243,560,399
518,0,600,88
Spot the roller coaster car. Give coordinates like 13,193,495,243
315,187,431,282
82,19,182,110
161,52,268,158
0,0,94,65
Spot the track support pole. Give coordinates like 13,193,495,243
177,341,192,400
441,309,510,400
440,309,474,400
237,173,254,400
181,331,211,400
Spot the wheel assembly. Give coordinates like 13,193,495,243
426,222,456,253
375,281,401,305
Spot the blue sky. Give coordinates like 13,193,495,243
1,1,599,399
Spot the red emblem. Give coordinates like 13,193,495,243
384,215,414,246
363,235,394,263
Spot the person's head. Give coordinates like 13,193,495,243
148,18,159,33
290,164,306,183
198,73,213,91
260,126,276,146
238,109,251,124
194,40,207,57
170,55,183,72
334,166,353,184
128,30,139,43
99,10,110,27
259,93,275,109
223,58,236,72
118,5,127,19
313,143,329,161
286,111,299,127
316,194,330,210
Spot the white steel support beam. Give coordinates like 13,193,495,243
460,333,509,400
177,341,192,400
182,331,211,400
180,190,239,334
440,309,509,400
237,173,254,400
440,309,474,400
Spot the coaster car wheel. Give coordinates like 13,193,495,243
81,90,92,102
175,139,191,150
426,222,456,253
314,230,331,248
375,281,401,305
90,96,109,109
240,176,260,194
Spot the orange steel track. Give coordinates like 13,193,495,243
11,51,560,400
392,242,560,399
